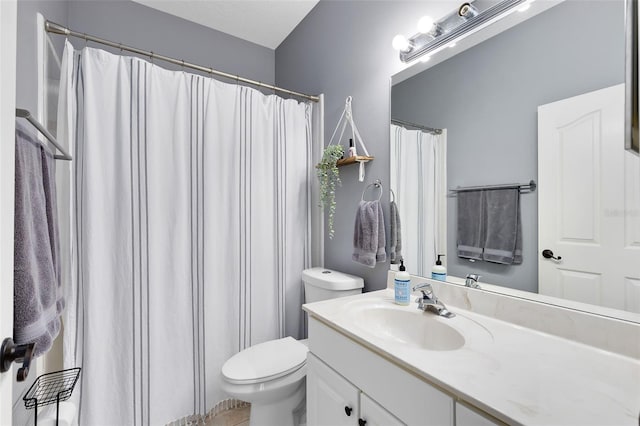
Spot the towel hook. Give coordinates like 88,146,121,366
390,188,396,203
362,179,383,201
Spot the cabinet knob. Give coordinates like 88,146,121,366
358,419,367,426
344,406,353,416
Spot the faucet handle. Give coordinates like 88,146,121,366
412,283,434,300
412,282,433,292
465,274,481,288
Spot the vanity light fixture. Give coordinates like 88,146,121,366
393,0,534,63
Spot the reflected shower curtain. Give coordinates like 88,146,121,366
390,124,447,276
57,41,315,425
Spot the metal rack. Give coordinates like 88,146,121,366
449,180,536,195
23,368,81,426
16,108,72,161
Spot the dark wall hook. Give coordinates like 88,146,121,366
1,338,35,382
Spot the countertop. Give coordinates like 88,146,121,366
303,288,640,426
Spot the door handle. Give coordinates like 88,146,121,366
542,249,562,261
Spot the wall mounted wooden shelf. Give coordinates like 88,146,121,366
336,156,374,167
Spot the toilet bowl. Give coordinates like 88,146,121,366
220,268,364,426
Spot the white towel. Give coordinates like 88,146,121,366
352,200,386,268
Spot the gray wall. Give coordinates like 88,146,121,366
17,0,68,115
276,0,624,292
276,1,457,291
17,0,275,115
66,0,274,84
391,1,624,292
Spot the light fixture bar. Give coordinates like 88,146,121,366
400,0,528,63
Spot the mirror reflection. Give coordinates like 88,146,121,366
390,0,640,314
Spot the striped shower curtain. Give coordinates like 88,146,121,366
57,40,318,425
390,124,447,277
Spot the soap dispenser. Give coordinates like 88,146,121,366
431,254,447,281
394,260,411,305
347,138,357,158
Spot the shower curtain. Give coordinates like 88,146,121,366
57,40,318,425
390,124,447,277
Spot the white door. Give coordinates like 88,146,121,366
0,0,17,424
538,84,640,312
307,353,359,426
359,393,405,426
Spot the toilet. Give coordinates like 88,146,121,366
220,267,364,426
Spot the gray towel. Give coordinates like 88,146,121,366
14,122,64,357
389,200,402,264
483,188,522,265
456,190,484,261
352,200,386,268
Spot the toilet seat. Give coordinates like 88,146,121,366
222,337,308,385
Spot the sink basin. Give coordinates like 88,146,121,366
346,304,466,351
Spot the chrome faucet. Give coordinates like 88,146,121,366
465,274,481,289
412,283,455,318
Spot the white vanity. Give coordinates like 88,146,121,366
303,276,640,426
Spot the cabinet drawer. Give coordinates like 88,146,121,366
309,318,454,426
455,402,503,426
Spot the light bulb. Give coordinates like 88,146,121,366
392,34,411,52
417,15,435,34
518,0,534,12
518,3,531,12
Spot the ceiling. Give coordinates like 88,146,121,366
132,0,320,49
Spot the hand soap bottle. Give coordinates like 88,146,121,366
394,260,411,305
347,138,357,158
431,254,447,281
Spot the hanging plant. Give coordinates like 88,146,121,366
317,144,344,239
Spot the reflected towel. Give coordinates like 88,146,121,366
389,200,402,264
13,122,64,357
456,190,484,261
483,188,522,265
352,200,386,268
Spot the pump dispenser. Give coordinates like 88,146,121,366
432,254,447,281
347,138,357,157
394,260,411,305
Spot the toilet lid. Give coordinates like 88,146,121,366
222,337,308,385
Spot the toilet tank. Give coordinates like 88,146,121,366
302,267,364,303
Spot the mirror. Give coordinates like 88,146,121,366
390,0,640,318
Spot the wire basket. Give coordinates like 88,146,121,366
23,367,81,425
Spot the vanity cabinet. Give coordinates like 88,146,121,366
307,353,403,426
307,317,454,426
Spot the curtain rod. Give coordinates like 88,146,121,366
391,118,443,135
44,20,320,103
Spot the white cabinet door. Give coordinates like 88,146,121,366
307,353,359,426
360,393,405,426
455,402,500,426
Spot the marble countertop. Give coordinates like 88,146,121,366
303,289,640,426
